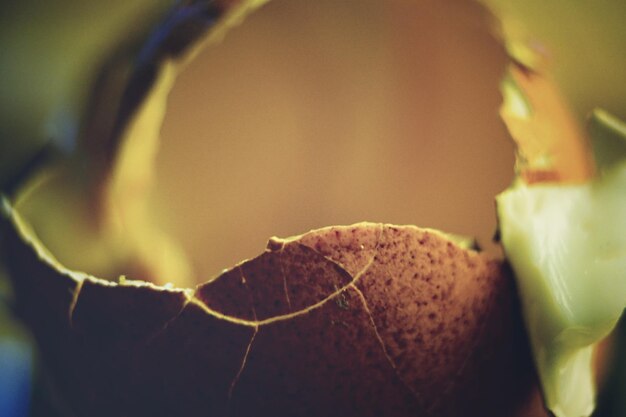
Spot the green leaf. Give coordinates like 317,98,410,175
481,0,626,121
496,113,626,417
0,0,176,190
588,109,626,175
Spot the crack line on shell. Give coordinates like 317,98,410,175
236,266,258,321
228,325,258,404
68,279,84,328
277,246,292,312
142,293,192,347
298,223,385,278
350,283,425,407
184,225,383,328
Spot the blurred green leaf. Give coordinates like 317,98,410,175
482,0,626,120
0,0,175,189
588,109,626,175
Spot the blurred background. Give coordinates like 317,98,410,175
1,0,625,415
156,0,513,282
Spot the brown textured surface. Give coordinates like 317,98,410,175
230,287,423,417
0,215,544,417
196,267,256,321
354,226,507,412
280,242,353,312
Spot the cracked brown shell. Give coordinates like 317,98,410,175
1,213,541,417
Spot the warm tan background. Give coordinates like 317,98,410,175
156,0,514,282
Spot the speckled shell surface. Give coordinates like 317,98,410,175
1,219,539,417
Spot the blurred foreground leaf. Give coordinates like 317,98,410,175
497,63,626,417
0,0,176,189
482,0,626,120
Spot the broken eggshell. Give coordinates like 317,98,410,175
0,1,546,416
0,206,539,417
